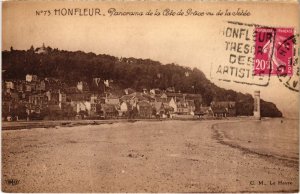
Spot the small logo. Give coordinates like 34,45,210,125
5,179,20,186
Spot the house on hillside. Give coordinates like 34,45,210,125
154,101,165,117
48,101,61,113
162,103,174,117
169,97,177,113
71,101,91,116
63,88,92,116
120,101,129,112
159,92,168,103
26,74,38,82
120,92,151,107
137,100,152,118
118,101,129,117
90,94,100,116
101,104,117,118
187,100,196,115
35,43,47,54
156,93,197,116
211,106,228,117
65,87,90,102
28,93,47,106
130,93,148,104
177,99,190,115
153,92,170,103
90,103,97,116
5,81,14,92
174,94,196,115
211,101,236,117
27,104,43,115
150,88,162,95
77,81,89,92
47,90,67,109
195,106,214,118
90,94,98,104
105,94,119,105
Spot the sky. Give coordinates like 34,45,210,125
2,1,299,117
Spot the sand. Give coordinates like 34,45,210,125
2,119,299,192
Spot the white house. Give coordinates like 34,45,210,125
5,81,14,93
26,74,33,82
26,74,37,82
71,101,91,114
5,81,14,89
77,81,83,91
169,97,177,113
90,94,97,103
120,102,129,112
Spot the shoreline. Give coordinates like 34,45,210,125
2,119,137,131
1,116,266,131
1,116,286,131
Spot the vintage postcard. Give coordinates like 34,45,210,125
2,0,299,193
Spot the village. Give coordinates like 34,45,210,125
2,74,237,121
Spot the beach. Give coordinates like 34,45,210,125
2,119,299,192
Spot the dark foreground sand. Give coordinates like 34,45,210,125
2,119,299,192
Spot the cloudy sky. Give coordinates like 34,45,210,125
3,1,299,117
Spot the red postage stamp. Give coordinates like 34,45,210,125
254,27,294,76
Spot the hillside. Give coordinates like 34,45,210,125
2,46,282,117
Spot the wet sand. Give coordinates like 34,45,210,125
2,119,299,192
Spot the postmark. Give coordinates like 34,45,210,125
211,21,299,92
276,34,299,92
211,21,270,86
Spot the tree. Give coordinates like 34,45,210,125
29,45,34,52
2,47,283,117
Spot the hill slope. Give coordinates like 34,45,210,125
2,46,282,117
